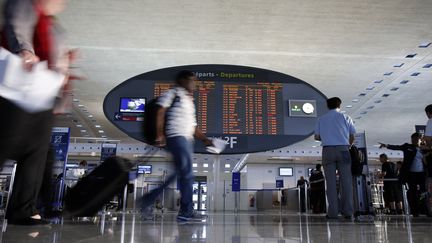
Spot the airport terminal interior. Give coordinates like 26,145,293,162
1,0,432,242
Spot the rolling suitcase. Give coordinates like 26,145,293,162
64,156,133,217
353,175,374,222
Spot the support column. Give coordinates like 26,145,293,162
212,155,221,211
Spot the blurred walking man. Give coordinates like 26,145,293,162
144,71,213,222
314,97,356,219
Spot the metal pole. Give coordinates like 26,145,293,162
161,170,166,213
279,189,282,214
304,184,308,214
402,184,410,216
133,177,137,212
298,188,301,213
213,155,221,212
122,184,128,212
223,180,226,212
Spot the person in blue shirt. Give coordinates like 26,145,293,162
314,97,356,219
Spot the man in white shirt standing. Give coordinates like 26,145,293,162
314,97,356,219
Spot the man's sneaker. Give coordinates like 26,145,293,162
177,212,208,222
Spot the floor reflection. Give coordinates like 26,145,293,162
0,212,431,243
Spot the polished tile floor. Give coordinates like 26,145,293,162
1,212,432,243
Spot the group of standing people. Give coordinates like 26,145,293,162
314,98,432,219
379,105,432,216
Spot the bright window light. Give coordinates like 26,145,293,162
192,163,198,168
203,163,209,168
225,164,231,168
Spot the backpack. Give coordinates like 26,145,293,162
350,145,364,175
143,90,178,145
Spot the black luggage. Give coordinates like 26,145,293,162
64,157,133,217
350,145,364,176
353,175,374,221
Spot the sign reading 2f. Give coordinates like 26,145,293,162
223,136,237,149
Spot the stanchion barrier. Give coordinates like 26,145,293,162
402,184,410,216
375,178,410,215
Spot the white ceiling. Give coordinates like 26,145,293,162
49,0,432,148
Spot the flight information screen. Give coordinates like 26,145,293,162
153,81,285,135
104,65,327,154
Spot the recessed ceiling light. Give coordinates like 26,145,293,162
374,100,382,103
203,163,209,168
366,87,375,91
360,111,368,115
346,105,353,108
423,64,432,68
88,115,93,118
359,93,367,97
374,80,383,84
98,130,104,133
73,98,79,102
390,87,399,91
80,129,87,133
419,42,431,48
393,63,404,67
383,72,393,76
400,80,409,84
193,170,198,173
95,125,101,128
76,124,83,128
411,72,420,76
203,170,208,173
78,104,84,107
192,163,198,168
367,106,375,109
352,99,359,103
341,110,346,113
382,94,390,97
405,53,417,58
101,135,107,138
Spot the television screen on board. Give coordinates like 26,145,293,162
120,98,146,113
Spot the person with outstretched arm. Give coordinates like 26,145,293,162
143,71,213,222
379,133,426,217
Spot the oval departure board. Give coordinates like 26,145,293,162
103,65,327,154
